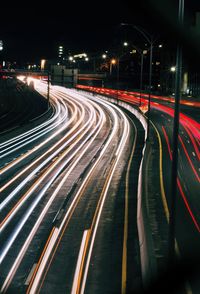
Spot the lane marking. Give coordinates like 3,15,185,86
162,126,200,231
152,122,193,294
79,109,130,294
26,227,57,294
24,264,37,286
122,120,137,294
71,230,91,294
151,122,169,221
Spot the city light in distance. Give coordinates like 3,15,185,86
111,59,117,65
170,66,176,72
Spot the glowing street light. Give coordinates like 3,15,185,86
170,66,176,72
41,59,46,71
0,40,3,51
123,41,128,46
121,23,156,139
102,54,107,59
109,59,117,75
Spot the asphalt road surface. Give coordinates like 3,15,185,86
0,80,144,293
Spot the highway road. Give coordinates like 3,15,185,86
148,105,200,294
76,85,200,294
0,80,144,293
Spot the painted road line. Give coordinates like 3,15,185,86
26,227,59,294
151,121,193,294
121,120,137,294
24,264,37,286
71,230,91,294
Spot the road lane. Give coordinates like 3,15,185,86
1,83,144,294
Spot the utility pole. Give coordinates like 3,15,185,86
47,71,50,108
169,0,184,263
139,52,144,106
147,42,153,138
117,58,120,104
121,23,155,139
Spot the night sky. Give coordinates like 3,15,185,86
0,0,199,63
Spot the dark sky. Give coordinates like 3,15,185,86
0,0,199,63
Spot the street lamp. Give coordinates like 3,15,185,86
47,71,50,108
110,58,117,75
0,40,3,51
121,23,156,139
170,66,176,95
130,44,149,106
170,66,176,72
41,59,46,71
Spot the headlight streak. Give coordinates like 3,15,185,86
0,98,57,149
26,91,130,294
0,94,72,176
0,93,106,293
0,84,106,260
0,107,72,192
0,98,66,173
0,97,78,193
78,96,131,294
0,91,59,154
0,85,129,293
1,113,99,265
0,100,63,158
0,96,91,226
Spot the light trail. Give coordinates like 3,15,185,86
0,93,96,232
162,126,200,233
25,91,126,293
78,101,130,294
0,96,68,174
0,96,61,158
0,99,76,193
0,97,80,200
0,87,107,291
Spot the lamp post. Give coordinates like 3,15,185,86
110,58,117,75
130,45,148,106
0,40,3,69
121,23,156,139
117,57,120,104
47,71,50,108
170,66,176,95
169,0,184,263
